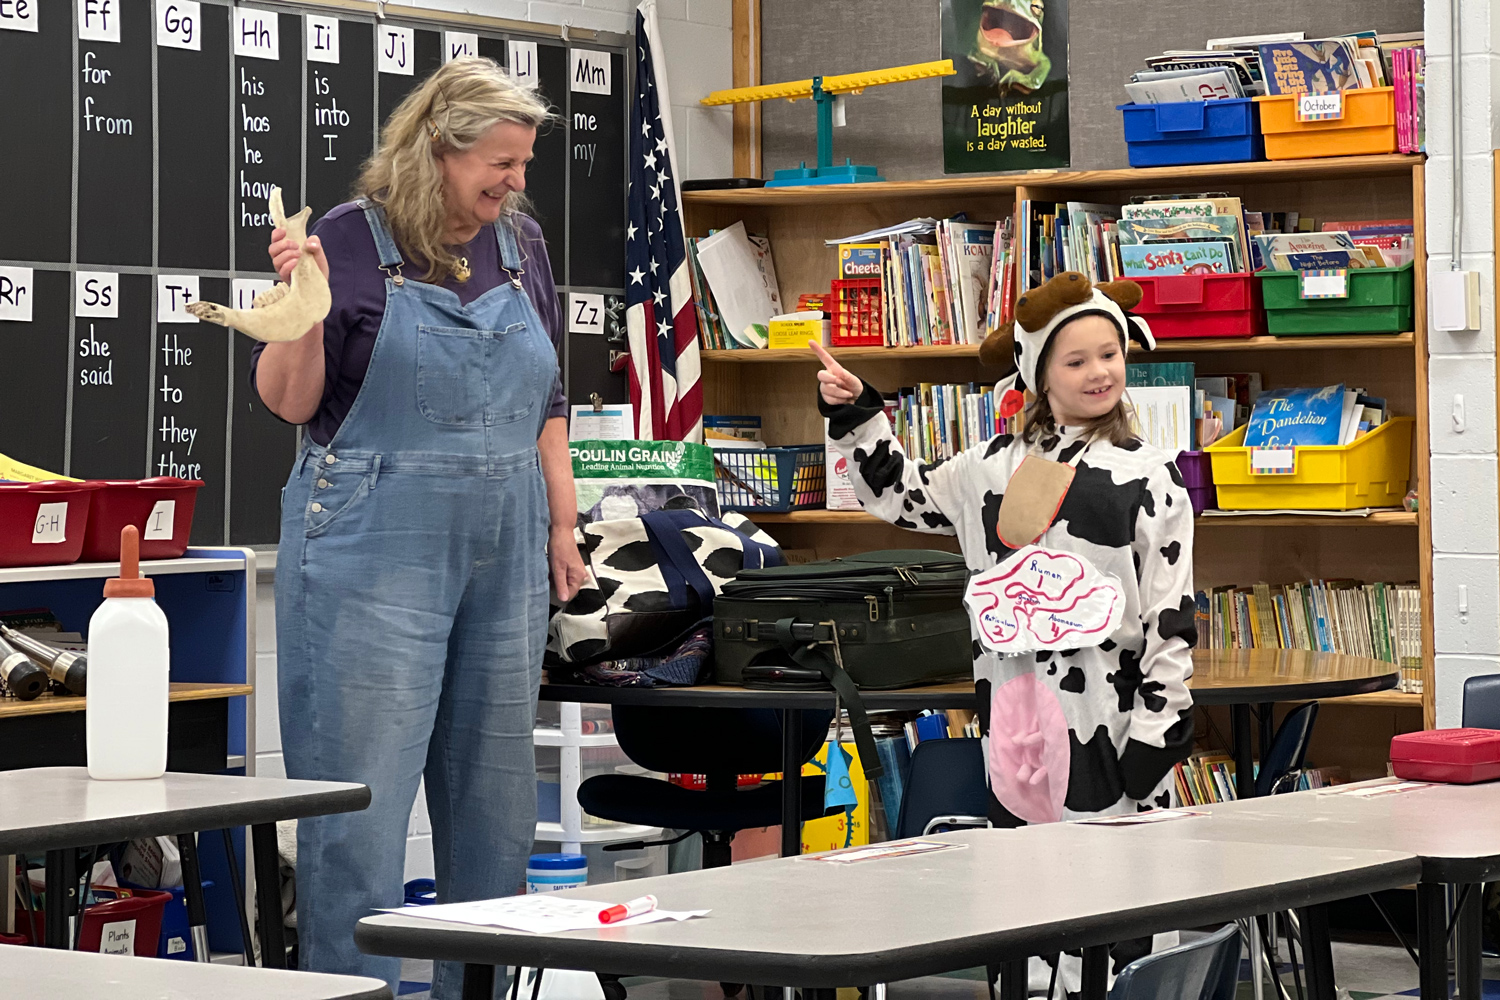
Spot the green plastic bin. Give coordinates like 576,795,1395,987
1257,263,1414,335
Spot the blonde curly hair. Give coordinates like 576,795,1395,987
356,57,553,281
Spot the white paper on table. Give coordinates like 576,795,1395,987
386,895,709,933
1318,779,1432,798
569,404,635,441
1074,809,1206,826
695,221,776,348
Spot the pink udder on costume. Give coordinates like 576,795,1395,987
988,672,1070,824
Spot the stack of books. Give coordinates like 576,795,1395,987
825,217,1015,347
890,382,1022,464
1196,580,1424,692
1172,753,1343,804
1124,30,1424,105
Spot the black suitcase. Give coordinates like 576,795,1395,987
713,550,973,778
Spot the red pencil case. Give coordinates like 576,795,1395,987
1390,729,1500,784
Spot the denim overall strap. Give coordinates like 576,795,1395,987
493,217,525,271
359,200,405,270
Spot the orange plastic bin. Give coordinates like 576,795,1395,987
1254,87,1397,160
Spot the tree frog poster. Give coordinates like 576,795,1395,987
941,0,1070,172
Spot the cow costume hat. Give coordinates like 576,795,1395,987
978,270,1157,409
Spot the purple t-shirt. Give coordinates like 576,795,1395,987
249,202,567,447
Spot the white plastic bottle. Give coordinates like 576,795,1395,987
87,525,170,780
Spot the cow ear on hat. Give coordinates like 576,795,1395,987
1095,279,1143,311
1015,271,1092,333
1124,313,1156,351
979,320,1016,370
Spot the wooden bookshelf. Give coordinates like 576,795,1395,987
685,155,1435,744
700,332,1415,364
743,510,1420,528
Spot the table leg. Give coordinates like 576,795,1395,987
1457,883,1483,1000
999,959,1027,1000
780,709,804,858
1081,945,1109,1000
1232,704,1255,799
1295,904,1336,1000
43,849,75,949
221,828,257,968
462,963,496,1000
251,823,286,968
1417,882,1447,1000
3,854,13,936
175,833,212,963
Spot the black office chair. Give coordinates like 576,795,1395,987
894,737,989,839
1255,701,1320,797
577,705,834,868
1462,674,1500,728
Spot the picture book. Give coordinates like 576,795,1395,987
1126,386,1195,454
1120,240,1233,276
1253,231,1359,270
1243,384,1346,448
838,244,884,279
1127,362,1196,388
1118,216,1243,271
1258,39,1362,95
1275,249,1366,271
1122,196,1242,220
1125,69,1242,104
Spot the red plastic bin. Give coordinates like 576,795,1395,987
17,884,171,955
0,480,99,568
79,478,203,562
829,277,884,346
1391,729,1500,785
1129,272,1263,340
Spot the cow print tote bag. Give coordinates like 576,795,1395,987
547,506,783,667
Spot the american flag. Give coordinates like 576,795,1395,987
625,2,702,442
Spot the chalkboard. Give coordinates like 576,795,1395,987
306,19,374,222
0,271,69,474
527,41,571,281
233,10,302,269
376,25,441,127
0,1,630,547
159,2,231,272
69,273,152,480
0,0,71,263
568,50,626,290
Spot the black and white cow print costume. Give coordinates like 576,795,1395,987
820,277,1197,825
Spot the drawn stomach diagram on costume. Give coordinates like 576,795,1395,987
967,546,1126,824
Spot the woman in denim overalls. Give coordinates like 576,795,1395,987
250,59,588,999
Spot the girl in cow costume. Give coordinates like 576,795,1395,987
814,271,1196,990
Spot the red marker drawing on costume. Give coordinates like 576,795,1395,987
964,546,1124,653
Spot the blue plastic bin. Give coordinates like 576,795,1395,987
1117,98,1264,167
124,880,212,960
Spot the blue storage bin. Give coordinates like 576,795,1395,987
1117,98,1264,167
123,880,212,960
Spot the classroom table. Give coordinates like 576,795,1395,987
0,944,392,999
0,768,369,969
541,648,1399,855
1092,779,1500,1000
354,825,1420,1000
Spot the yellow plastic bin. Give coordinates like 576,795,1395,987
1205,416,1414,510
1253,87,1396,160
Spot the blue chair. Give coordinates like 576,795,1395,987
1256,701,1320,797
1109,923,1241,1000
577,705,833,868
894,737,989,838
1462,674,1500,729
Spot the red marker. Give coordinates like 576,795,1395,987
599,895,658,924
